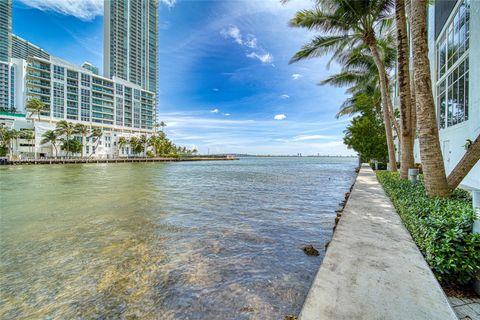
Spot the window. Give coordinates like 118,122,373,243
81,73,91,87
53,82,64,118
53,65,65,81
436,0,470,129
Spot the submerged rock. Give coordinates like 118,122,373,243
325,241,331,250
303,245,319,256
240,306,254,313
284,315,298,320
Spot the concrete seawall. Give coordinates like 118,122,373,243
299,164,457,320
2,156,238,165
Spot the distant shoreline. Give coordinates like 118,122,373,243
226,154,358,158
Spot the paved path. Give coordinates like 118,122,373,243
299,165,457,320
449,296,480,319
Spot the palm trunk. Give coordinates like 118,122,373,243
368,42,397,172
53,143,58,159
81,135,84,158
447,134,480,191
396,0,415,179
411,0,449,197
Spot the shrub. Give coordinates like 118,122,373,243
369,161,387,170
146,150,155,158
376,171,480,285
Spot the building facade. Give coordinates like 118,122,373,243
11,34,51,60
104,0,158,94
0,60,15,111
18,55,156,131
81,62,99,75
1,0,160,159
0,0,12,63
416,0,479,190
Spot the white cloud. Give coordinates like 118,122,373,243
291,73,303,80
224,113,231,116
213,88,219,92
160,0,176,8
221,25,273,65
280,94,290,99
244,34,258,49
18,0,103,21
274,114,287,120
221,25,243,45
210,108,220,113
246,52,273,64
292,135,331,141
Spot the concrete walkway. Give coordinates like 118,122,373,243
299,164,457,320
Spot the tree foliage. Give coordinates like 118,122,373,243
344,111,388,163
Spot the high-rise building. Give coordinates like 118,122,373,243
12,34,50,60
104,0,158,94
0,0,12,62
17,56,155,130
81,62,99,75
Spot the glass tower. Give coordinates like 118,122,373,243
0,0,12,62
104,0,158,94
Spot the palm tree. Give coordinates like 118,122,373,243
139,135,148,157
148,135,160,156
8,129,19,159
55,120,76,158
75,124,89,158
410,0,480,195
26,99,45,122
0,126,10,156
117,136,128,157
159,121,166,132
20,130,35,157
129,136,142,156
1,128,18,159
290,0,398,171
41,130,59,159
395,0,416,179
89,128,103,158
410,0,449,196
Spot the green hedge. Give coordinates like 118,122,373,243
376,171,480,285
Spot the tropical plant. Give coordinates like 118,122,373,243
61,139,83,156
19,129,35,156
395,0,416,179
41,130,59,159
344,111,388,163
117,136,128,156
409,0,480,195
159,121,166,132
75,124,88,158
55,120,76,158
377,171,480,285
289,0,398,171
26,99,45,121
0,127,19,158
139,135,148,157
89,127,103,158
129,137,143,155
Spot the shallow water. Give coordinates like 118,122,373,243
0,157,357,319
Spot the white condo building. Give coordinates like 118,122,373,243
421,0,479,190
0,0,159,159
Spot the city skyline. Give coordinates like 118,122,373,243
11,0,355,156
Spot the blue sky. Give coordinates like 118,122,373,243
12,0,355,156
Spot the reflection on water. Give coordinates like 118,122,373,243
0,157,357,319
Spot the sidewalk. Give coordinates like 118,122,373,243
299,164,457,320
